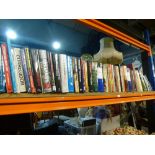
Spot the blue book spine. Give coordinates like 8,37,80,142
67,56,74,92
0,47,6,92
20,49,31,92
97,63,104,92
7,39,17,93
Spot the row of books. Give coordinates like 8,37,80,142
0,43,152,94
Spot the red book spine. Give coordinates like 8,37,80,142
1,43,13,93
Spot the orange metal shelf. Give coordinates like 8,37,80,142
0,92,155,115
77,19,150,53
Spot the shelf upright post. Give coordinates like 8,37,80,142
144,29,155,133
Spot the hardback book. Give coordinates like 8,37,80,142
67,55,74,93
139,71,147,91
59,54,69,93
122,65,128,92
102,64,108,92
135,70,143,92
87,61,93,92
1,43,13,93
25,48,36,93
114,66,121,92
72,57,79,93
111,64,116,92
38,49,52,93
97,63,104,92
12,48,26,93
6,40,17,93
30,49,42,93
47,52,56,92
0,47,6,92
126,67,132,92
20,48,31,92
77,58,83,93
119,65,125,92
80,59,86,92
83,60,89,92
92,61,98,92
52,53,61,93
107,64,114,92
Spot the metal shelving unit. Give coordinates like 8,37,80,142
0,19,155,115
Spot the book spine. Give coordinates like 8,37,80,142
111,64,116,92
13,48,26,92
47,52,56,92
52,53,61,93
59,54,69,93
81,59,86,92
119,66,125,92
1,43,13,93
6,39,17,93
135,70,143,92
126,67,132,92
30,49,42,93
108,64,113,92
103,64,108,92
20,48,31,92
97,63,104,92
83,60,89,92
131,63,137,91
67,56,74,93
87,61,93,92
0,47,5,92
77,58,83,93
92,62,98,92
25,48,36,93
115,66,121,92
38,50,52,93
72,57,79,93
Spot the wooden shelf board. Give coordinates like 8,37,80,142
0,92,155,115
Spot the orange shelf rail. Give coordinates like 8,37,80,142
0,92,155,115
77,19,150,53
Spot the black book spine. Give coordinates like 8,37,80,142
77,58,83,93
87,61,93,92
52,53,61,93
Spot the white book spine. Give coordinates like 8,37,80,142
135,70,143,92
13,48,26,92
59,54,69,93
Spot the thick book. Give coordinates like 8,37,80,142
38,49,52,93
0,47,6,92
67,56,74,93
114,66,121,92
119,65,125,92
87,61,93,92
6,40,17,93
139,71,147,91
1,43,13,93
77,58,83,93
103,64,108,92
47,52,56,92
13,48,26,93
97,63,104,92
59,54,69,93
72,57,79,93
30,49,42,93
135,70,143,92
25,48,36,93
52,53,61,93
92,62,98,92
20,48,31,92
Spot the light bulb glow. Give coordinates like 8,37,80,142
6,30,17,39
52,41,61,50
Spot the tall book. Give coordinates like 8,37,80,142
102,64,108,92
72,57,79,93
126,67,132,92
77,58,83,93
12,48,26,92
111,64,116,92
139,71,147,91
30,49,42,93
114,66,121,92
0,47,5,92
25,48,36,93
20,48,31,92
135,70,143,92
87,61,93,92
83,60,89,92
81,59,86,92
92,62,98,92
1,43,13,93
122,65,128,92
52,53,61,93
47,52,56,92
59,54,69,93
119,65,125,92
38,49,52,93
97,63,104,92
67,56,74,93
